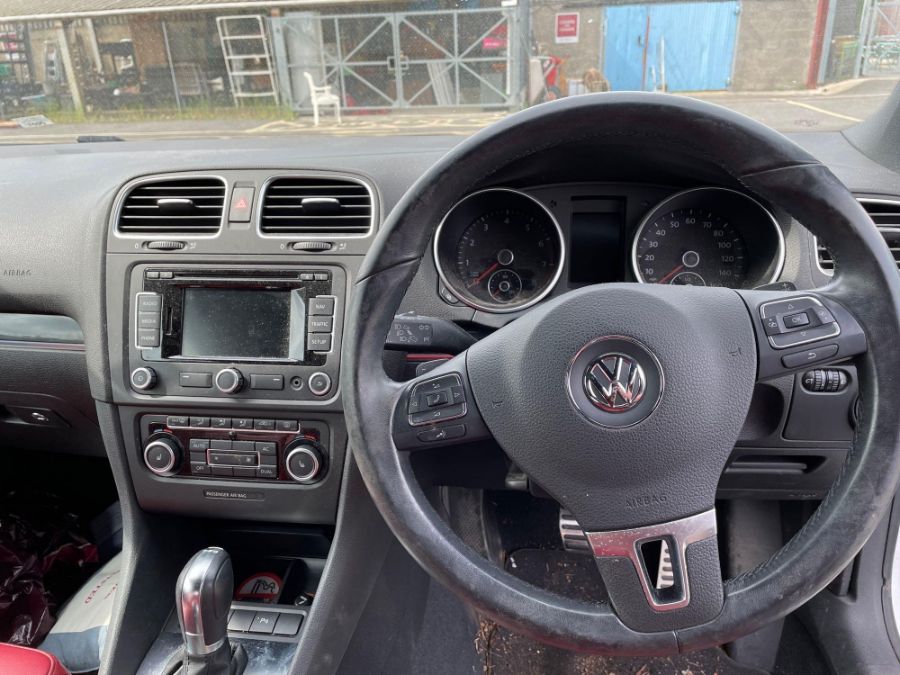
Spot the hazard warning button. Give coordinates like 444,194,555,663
228,186,255,223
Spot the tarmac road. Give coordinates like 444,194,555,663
0,77,896,145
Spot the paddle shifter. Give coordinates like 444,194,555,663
175,547,246,675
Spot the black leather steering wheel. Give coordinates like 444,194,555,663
341,93,900,654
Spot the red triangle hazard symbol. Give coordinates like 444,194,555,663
235,197,248,209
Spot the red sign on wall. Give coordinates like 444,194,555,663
555,12,580,44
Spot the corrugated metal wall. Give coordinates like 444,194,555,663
603,1,741,92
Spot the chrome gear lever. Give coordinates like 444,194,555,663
175,547,246,675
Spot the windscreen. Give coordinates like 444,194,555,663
0,2,896,142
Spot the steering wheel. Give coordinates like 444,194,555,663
341,93,900,653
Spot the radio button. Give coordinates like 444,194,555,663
159,271,174,279
309,297,335,315
131,367,157,391
254,419,275,431
249,374,284,391
138,312,160,328
211,417,231,428
314,272,330,281
215,368,244,395
307,316,334,333
308,372,331,397
179,372,212,388
232,418,253,430
137,293,161,312
137,329,161,348
308,334,332,352
300,272,315,281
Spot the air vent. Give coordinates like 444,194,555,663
260,177,373,236
816,197,900,275
117,177,225,236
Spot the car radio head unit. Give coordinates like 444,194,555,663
138,269,328,364
128,266,343,401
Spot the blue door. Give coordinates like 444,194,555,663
603,1,740,92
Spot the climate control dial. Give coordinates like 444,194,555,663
143,434,182,476
284,440,325,484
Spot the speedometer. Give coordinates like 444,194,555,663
631,187,785,289
435,188,564,313
634,209,747,286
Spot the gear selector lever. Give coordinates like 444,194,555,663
174,547,247,675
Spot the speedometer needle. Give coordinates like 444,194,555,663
657,264,685,284
468,262,499,288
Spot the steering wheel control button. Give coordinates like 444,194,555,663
308,372,332,396
567,336,663,428
769,324,841,349
130,367,157,391
417,424,466,443
144,437,181,476
783,311,810,328
758,295,840,349
407,374,467,426
285,442,325,483
214,368,245,394
781,344,839,369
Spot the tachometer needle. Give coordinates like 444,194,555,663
657,264,684,284
468,262,499,288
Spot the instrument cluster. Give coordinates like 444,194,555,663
434,186,785,314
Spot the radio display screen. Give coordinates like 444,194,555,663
181,288,295,359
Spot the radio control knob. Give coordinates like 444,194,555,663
284,441,325,484
144,435,181,476
214,368,244,395
131,366,157,391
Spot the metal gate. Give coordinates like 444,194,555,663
272,8,523,112
860,0,900,75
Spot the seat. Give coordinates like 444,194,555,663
303,71,341,126
0,643,70,675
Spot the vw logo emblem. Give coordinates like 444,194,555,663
583,354,646,412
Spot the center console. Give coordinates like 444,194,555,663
105,169,376,526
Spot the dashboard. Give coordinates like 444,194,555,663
433,184,787,313
0,130,895,526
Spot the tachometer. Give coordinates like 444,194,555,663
631,187,785,289
435,188,564,313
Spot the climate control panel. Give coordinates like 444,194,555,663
139,414,328,484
